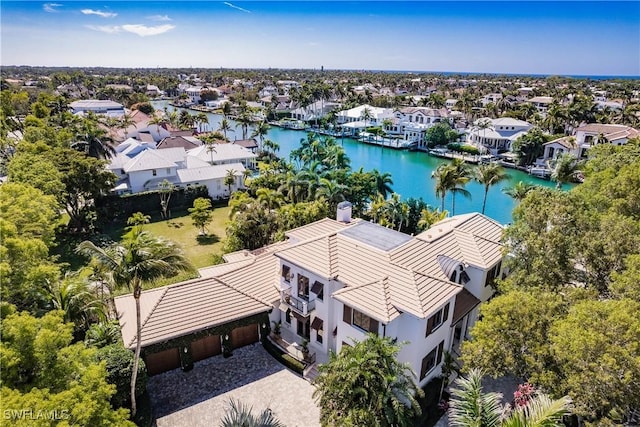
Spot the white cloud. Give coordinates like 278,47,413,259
85,25,121,34
223,2,251,14
81,9,117,18
147,14,172,22
121,24,175,37
43,3,62,13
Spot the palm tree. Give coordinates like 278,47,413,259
120,113,137,139
449,159,472,215
76,224,195,416
205,140,217,164
503,181,536,202
449,369,571,427
256,188,284,210
371,169,394,199
548,153,580,190
218,118,234,141
196,112,209,133
313,334,423,426
251,120,271,151
317,178,347,211
360,106,373,136
43,272,107,334
72,119,116,159
417,207,448,231
474,163,509,214
224,169,237,194
432,163,455,213
220,399,284,427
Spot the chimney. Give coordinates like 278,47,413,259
337,201,352,223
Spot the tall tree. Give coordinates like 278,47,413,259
76,223,194,416
313,334,423,426
503,181,537,202
188,197,214,235
474,163,509,214
224,169,237,194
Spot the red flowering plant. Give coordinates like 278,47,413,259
513,383,536,407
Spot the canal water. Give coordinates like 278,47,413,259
152,101,558,225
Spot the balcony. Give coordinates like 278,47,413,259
281,289,315,316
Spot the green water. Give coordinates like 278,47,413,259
152,101,559,225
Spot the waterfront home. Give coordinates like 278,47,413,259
480,93,503,107
115,203,505,387
290,100,341,123
336,104,394,135
69,99,125,117
107,138,253,197
467,117,533,155
384,107,450,148
538,123,640,164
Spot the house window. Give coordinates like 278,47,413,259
311,281,324,301
282,265,292,282
317,328,323,343
152,169,157,176
426,303,450,336
420,341,445,380
312,317,324,344
285,309,291,324
485,261,502,287
343,305,379,334
298,274,310,300
166,168,171,174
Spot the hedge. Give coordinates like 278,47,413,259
262,338,305,374
447,143,481,155
95,185,209,224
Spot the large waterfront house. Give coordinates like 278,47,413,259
290,100,342,123
114,204,505,387
384,107,451,148
538,123,640,165
107,138,255,197
336,104,395,131
467,117,533,154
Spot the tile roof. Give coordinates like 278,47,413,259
187,143,257,163
157,136,201,150
285,217,355,242
114,277,271,349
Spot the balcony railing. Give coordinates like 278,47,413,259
281,289,315,316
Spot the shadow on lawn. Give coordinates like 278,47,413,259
196,234,220,245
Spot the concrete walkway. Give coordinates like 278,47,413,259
148,343,320,427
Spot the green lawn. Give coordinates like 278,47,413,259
105,206,231,270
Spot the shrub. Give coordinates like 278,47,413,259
447,143,480,155
96,344,148,409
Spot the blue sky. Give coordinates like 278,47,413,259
1,1,639,76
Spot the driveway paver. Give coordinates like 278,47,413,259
148,343,320,427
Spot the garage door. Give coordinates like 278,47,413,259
191,335,221,362
231,324,259,349
145,348,180,375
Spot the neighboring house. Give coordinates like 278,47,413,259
467,117,533,154
290,101,341,122
116,203,506,387
107,139,254,197
336,104,394,135
115,109,172,143
527,96,554,115
445,99,458,110
69,99,125,117
538,123,640,164
146,84,164,97
385,107,450,148
156,136,202,150
480,93,503,107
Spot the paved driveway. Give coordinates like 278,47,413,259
148,343,320,427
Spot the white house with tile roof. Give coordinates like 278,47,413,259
468,117,533,154
383,107,451,148
538,123,640,164
107,139,254,197
115,203,506,384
